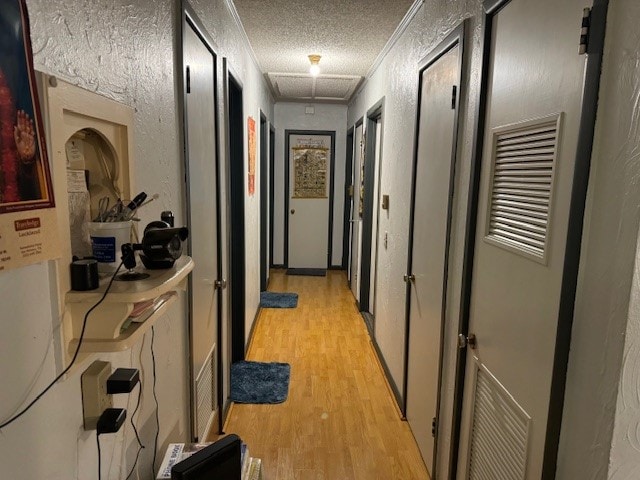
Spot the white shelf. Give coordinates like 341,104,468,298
63,256,194,356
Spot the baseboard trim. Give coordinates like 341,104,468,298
361,311,374,337
328,265,345,270
245,307,262,357
271,264,286,269
370,333,404,416
221,398,233,433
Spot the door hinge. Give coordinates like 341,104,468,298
457,333,477,350
432,417,437,437
451,85,457,109
186,66,191,93
214,279,227,290
579,7,591,55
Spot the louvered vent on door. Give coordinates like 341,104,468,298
195,344,217,441
485,115,561,262
468,365,531,480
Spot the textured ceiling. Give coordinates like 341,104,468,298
232,0,417,102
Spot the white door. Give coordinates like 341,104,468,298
406,44,460,475
350,124,363,300
288,132,332,269
459,1,590,478
184,22,219,440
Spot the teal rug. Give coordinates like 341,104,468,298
260,291,298,308
230,361,290,404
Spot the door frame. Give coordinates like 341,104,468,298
223,60,246,368
283,129,336,269
349,117,364,292
451,1,609,477
402,20,467,476
179,1,223,439
269,124,275,269
342,126,354,270
259,111,268,291
359,99,384,325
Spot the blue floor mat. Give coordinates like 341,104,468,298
230,361,290,404
260,291,298,308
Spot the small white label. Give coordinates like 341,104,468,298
66,169,88,193
305,106,315,114
65,139,85,168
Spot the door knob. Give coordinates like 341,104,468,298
290,209,295,214
457,333,477,350
403,274,415,283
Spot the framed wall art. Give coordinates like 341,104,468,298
0,0,59,271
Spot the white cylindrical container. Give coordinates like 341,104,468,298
87,221,132,273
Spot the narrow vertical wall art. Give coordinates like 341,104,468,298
248,116,256,196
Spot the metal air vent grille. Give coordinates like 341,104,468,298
468,365,531,480
485,115,561,262
195,344,216,441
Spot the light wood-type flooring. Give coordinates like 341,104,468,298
214,269,429,479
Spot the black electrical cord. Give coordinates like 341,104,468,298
125,379,144,480
150,326,160,478
97,432,103,480
0,262,124,430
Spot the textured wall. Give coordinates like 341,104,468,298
273,102,348,267
347,1,482,476
0,0,272,479
348,0,640,478
557,0,640,478
0,1,189,479
608,229,640,480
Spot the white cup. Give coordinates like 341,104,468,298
87,221,132,273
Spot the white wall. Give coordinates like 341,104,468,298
0,1,272,478
273,102,347,267
608,225,640,480
347,3,483,476
348,0,640,478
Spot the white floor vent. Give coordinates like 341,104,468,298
195,343,217,441
468,365,531,480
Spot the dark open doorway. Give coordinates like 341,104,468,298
343,127,354,271
260,112,268,291
226,66,245,365
269,125,275,269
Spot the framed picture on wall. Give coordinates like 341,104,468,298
0,0,59,271
292,139,329,199
0,0,54,212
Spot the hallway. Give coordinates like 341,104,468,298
218,269,429,479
